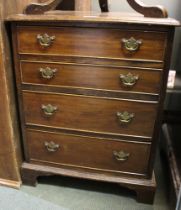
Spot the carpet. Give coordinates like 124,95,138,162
0,152,170,210
21,153,170,210
0,185,67,210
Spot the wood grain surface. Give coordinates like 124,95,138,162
17,26,166,61
7,11,180,26
0,0,26,187
20,61,162,95
26,129,151,176
22,91,158,138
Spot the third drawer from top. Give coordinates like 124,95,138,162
22,91,158,139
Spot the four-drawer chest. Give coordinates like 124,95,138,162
8,11,179,203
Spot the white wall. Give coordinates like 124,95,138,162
92,0,181,71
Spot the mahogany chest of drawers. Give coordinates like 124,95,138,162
9,11,179,203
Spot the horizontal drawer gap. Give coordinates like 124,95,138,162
20,59,163,71
16,21,173,30
16,25,169,32
22,84,159,102
19,55,164,69
26,124,153,142
22,89,159,104
26,127,152,144
19,53,164,64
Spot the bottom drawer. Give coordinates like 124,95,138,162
26,129,151,176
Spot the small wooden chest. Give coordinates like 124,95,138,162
8,10,179,203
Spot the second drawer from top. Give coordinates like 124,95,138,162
20,61,162,96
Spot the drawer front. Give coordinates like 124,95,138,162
26,129,151,176
17,26,166,61
21,61,161,95
23,92,158,138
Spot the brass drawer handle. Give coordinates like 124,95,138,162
41,104,58,116
122,37,142,52
113,150,130,162
39,67,57,80
37,33,55,48
45,141,60,152
120,72,139,87
117,111,135,124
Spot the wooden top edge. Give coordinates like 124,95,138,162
6,11,180,26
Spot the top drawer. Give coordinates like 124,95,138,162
16,26,166,61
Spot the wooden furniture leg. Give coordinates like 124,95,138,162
135,187,155,204
21,168,39,186
120,173,156,204
21,164,53,186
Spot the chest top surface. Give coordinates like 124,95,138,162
7,11,180,27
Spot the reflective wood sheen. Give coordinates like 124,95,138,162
7,12,179,26
17,26,167,61
20,61,162,95
26,129,151,176
23,91,158,138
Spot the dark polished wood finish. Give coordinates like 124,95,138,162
17,26,166,61
20,61,162,95
23,91,157,138
7,12,179,26
26,129,151,176
9,11,179,203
